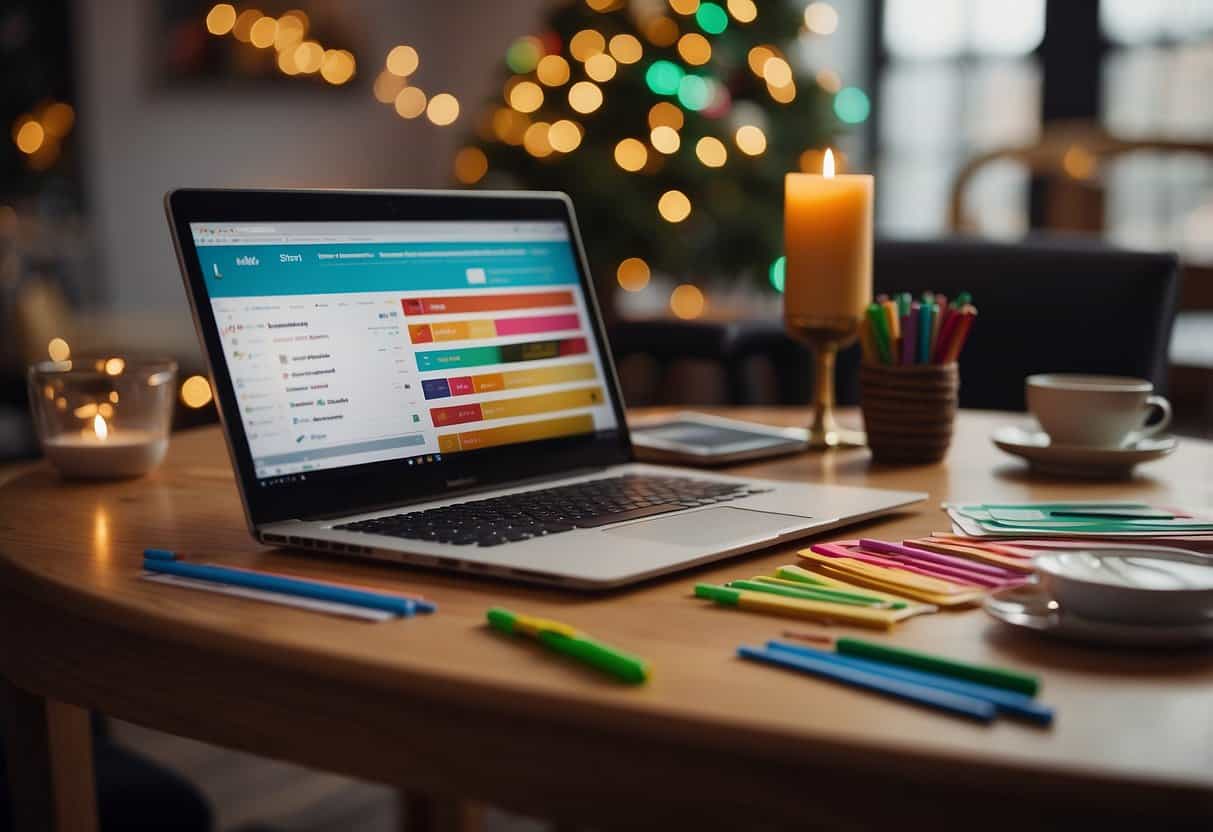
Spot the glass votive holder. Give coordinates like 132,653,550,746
27,357,177,479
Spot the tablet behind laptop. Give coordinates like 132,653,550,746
166,188,923,589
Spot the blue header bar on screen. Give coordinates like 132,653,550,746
194,241,581,297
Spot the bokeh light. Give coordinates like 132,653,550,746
454,147,488,184
670,284,706,319
677,75,711,110
747,45,775,76
805,2,839,35
374,70,406,103
585,53,617,82
769,256,786,292
617,258,651,292
642,16,680,47
669,0,700,15
768,79,796,103
386,45,419,77
232,9,260,42
249,15,277,48
524,122,554,157
614,138,648,171
645,60,684,95
14,120,44,155
47,338,70,362
320,49,356,85
294,41,324,73
696,2,729,34
816,68,842,93
650,125,681,154
658,190,692,223
426,93,460,125
735,124,767,155
695,136,727,167
395,87,428,119
104,357,125,376
833,86,870,123
1063,145,1097,180
648,101,685,130
727,0,758,23
506,36,543,74
762,56,792,87
509,80,544,113
569,29,606,61
181,376,213,409
548,119,583,152
567,81,603,113
493,108,530,144
678,33,712,65
40,102,74,137
205,3,237,35
609,33,643,64
536,54,571,86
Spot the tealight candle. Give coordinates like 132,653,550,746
28,356,177,480
40,413,168,479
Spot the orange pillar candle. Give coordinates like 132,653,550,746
783,149,873,326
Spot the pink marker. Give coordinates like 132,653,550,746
858,538,1021,578
809,543,986,587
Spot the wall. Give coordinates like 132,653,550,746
74,0,545,327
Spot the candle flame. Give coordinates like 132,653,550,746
823,148,835,178
93,413,109,441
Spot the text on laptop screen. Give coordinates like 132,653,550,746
190,221,618,481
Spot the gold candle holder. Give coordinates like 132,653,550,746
785,314,865,449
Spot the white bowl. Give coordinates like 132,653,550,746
1035,548,1213,625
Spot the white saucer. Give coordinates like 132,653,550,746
991,425,1177,478
983,584,1213,647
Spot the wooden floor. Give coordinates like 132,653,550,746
110,721,545,832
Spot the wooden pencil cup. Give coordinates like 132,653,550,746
860,362,959,464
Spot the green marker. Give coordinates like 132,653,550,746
834,637,1040,696
752,576,908,609
952,291,971,309
866,303,892,364
728,579,900,609
486,607,650,684
775,565,831,586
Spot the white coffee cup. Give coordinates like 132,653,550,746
1026,374,1171,448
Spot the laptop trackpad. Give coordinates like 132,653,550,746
600,506,807,547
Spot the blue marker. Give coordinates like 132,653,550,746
142,550,429,615
766,641,1053,725
738,645,996,722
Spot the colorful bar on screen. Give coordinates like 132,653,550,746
401,291,575,316
438,414,595,453
415,338,588,371
430,387,604,427
421,363,598,400
407,314,581,344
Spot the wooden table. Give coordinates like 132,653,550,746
2,409,1211,831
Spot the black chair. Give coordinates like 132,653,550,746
613,237,1180,411
863,236,1180,410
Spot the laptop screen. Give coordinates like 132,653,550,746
189,219,620,484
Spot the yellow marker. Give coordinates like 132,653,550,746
695,584,915,630
795,552,985,607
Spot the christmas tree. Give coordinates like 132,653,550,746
457,0,847,310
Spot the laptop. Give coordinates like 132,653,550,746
166,188,924,589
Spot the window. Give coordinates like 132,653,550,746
876,0,1045,236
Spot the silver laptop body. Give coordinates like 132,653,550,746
167,188,924,589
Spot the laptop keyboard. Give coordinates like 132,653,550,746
333,474,771,547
